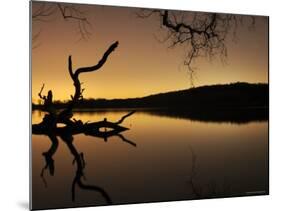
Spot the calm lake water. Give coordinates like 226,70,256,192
31,110,268,210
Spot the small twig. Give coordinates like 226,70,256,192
57,3,92,40
38,83,46,100
114,111,136,125
137,9,256,81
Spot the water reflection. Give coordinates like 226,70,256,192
60,132,113,204
40,134,58,187
32,109,268,209
37,127,136,205
143,108,268,124
187,146,234,199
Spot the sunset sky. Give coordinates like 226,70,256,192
32,1,268,102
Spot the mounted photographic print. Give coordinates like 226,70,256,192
30,0,269,210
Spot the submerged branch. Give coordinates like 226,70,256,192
114,111,136,125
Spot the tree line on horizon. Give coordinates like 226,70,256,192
32,82,268,110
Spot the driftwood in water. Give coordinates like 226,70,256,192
34,41,136,204
36,41,120,126
33,41,136,140
33,111,136,145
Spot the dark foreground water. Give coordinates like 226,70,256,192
31,109,268,210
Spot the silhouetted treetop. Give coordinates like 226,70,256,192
137,9,255,80
32,2,92,48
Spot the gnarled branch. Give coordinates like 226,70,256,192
58,41,119,122
137,9,255,84
57,3,92,41
32,2,93,47
71,41,119,79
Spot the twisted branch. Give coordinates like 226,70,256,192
32,2,92,46
71,41,119,79
59,41,119,121
137,9,255,84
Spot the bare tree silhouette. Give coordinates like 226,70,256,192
33,41,136,141
33,42,136,199
137,9,255,84
32,1,92,48
35,41,137,202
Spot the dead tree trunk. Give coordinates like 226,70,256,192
57,41,119,125
34,41,136,204
33,41,135,139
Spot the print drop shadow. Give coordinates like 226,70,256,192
39,128,136,205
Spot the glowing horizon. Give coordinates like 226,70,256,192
32,2,268,103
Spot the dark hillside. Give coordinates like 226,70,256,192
33,82,269,110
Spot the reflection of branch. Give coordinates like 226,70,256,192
59,133,112,204
40,134,59,187
83,112,136,147
187,145,233,198
76,180,112,204
40,170,48,188
188,146,202,198
38,130,114,204
84,123,136,147
116,134,137,147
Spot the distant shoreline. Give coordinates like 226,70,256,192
32,106,268,124
33,106,268,112
32,82,269,111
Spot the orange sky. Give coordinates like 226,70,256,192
32,1,268,103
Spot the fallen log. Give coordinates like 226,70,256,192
32,111,135,141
